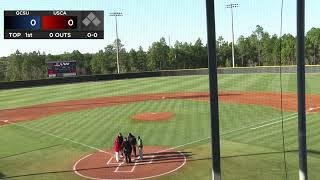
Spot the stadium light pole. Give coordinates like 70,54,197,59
109,12,123,74
206,0,221,180
226,3,238,68
296,0,308,180
313,40,317,65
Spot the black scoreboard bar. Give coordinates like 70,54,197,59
4,11,104,39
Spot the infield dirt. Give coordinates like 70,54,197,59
1,91,320,126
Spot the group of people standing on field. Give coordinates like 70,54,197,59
114,132,143,163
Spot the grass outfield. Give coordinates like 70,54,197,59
1,73,320,110
0,73,320,179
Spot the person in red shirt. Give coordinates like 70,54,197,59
114,136,120,162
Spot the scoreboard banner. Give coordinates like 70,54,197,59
47,61,77,78
4,11,104,39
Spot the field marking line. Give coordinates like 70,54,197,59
250,106,320,130
135,155,155,165
3,120,112,155
73,147,186,180
114,162,126,173
162,106,320,151
157,111,311,153
106,157,119,165
308,106,320,111
107,156,139,173
130,163,137,173
157,113,299,152
250,115,298,130
114,155,156,173
157,137,211,153
105,156,129,173
130,155,155,173
221,113,298,134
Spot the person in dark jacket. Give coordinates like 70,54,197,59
118,133,124,157
128,133,137,158
122,137,132,163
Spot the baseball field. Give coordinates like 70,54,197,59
0,73,320,180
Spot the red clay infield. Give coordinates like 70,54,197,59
73,146,187,180
131,112,175,121
1,91,320,126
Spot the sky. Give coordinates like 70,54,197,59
0,0,319,57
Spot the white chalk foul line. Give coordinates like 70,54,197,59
308,106,320,112
250,115,298,130
157,107,320,153
157,137,211,153
3,121,112,155
250,106,320,130
158,113,299,153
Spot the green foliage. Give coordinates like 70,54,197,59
306,28,320,65
147,37,170,70
281,34,296,65
2,26,320,81
0,57,8,81
90,48,117,74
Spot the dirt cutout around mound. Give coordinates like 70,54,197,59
73,146,187,180
132,112,175,121
1,91,320,126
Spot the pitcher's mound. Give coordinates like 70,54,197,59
132,112,175,121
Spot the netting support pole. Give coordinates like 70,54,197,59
205,0,221,180
297,0,308,180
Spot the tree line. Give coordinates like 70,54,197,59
0,25,319,82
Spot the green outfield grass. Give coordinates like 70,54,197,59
1,73,320,110
0,73,320,180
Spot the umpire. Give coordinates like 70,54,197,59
128,133,137,158
123,137,132,163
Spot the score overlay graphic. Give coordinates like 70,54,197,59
4,11,104,39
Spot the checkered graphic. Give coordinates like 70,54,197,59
82,12,101,27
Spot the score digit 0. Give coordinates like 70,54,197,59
68,19,74,27
87,32,98,38
30,19,37,27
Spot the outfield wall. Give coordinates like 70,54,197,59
0,65,319,90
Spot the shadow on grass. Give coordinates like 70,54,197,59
308,149,320,155
0,144,63,160
0,173,6,179
221,149,320,159
138,151,193,163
